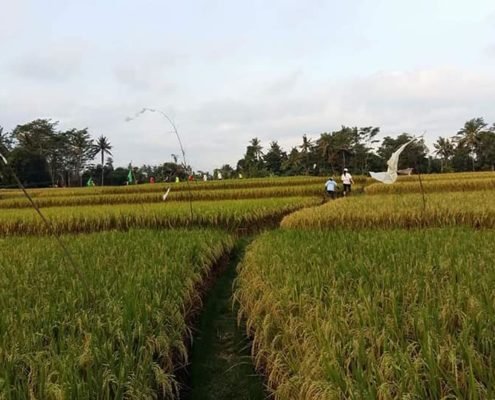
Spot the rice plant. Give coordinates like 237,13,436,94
0,175,369,201
282,191,495,229
365,176,495,195
0,228,234,399
235,228,495,399
0,197,321,236
0,185,329,209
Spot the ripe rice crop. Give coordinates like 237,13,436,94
0,176,326,200
0,197,321,236
235,228,495,399
365,177,495,195
281,191,495,229
395,171,494,182
0,228,234,399
0,184,329,209
0,175,368,201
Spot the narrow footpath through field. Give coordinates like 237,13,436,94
184,237,267,400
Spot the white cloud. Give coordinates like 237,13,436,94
486,43,495,58
174,67,495,169
10,44,87,81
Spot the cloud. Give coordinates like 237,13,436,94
0,1,26,40
113,51,186,92
486,43,495,58
2,63,495,171
114,66,177,92
263,70,302,95
178,67,495,168
10,44,87,81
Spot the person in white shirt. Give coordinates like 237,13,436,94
340,168,354,196
324,177,338,199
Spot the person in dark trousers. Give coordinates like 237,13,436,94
325,177,338,199
341,168,354,196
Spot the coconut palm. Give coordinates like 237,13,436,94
456,118,487,171
96,135,112,185
433,137,454,173
249,137,263,161
299,134,314,175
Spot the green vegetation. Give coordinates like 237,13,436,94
0,229,234,399
186,238,266,400
0,184,330,209
235,228,495,399
282,191,495,229
0,197,321,236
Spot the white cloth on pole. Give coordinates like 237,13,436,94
162,187,171,201
369,139,415,184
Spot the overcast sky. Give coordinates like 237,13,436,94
1,0,495,170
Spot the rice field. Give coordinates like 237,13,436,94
0,197,321,236
0,229,234,399
282,190,495,229
365,175,495,195
0,185,328,209
0,176,331,200
2,172,495,399
235,228,495,399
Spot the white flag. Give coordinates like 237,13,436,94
162,187,171,201
369,139,416,184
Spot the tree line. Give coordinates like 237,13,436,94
1,117,494,187
220,117,495,178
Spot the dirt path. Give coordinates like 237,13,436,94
184,237,267,400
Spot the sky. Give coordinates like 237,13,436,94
1,0,495,171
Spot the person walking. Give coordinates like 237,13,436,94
341,168,354,196
324,177,338,199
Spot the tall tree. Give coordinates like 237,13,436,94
378,134,428,172
66,128,96,186
95,135,112,185
474,129,495,171
0,126,12,154
299,134,314,175
315,127,363,174
237,138,266,177
317,133,335,174
11,119,59,185
356,126,380,173
264,141,287,175
455,117,488,171
282,147,303,175
433,137,454,173
249,138,263,161
12,119,58,155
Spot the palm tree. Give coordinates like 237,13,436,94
96,136,112,186
456,118,487,171
433,137,454,173
249,138,263,161
317,133,335,174
299,134,314,175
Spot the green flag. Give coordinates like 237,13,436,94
127,169,133,184
86,177,94,187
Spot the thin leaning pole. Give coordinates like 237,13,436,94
125,108,194,220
